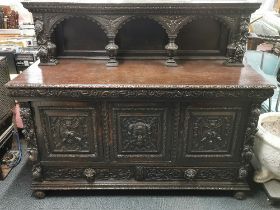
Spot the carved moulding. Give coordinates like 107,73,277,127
22,3,260,16
9,88,274,101
139,167,238,181
43,166,238,182
44,167,133,181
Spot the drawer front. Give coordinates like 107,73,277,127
109,102,175,162
179,106,245,163
42,166,238,182
33,101,103,162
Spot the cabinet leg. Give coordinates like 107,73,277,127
33,190,46,199
233,191,246,200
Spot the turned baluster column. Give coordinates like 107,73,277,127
105,35,119,67
152,16,194,67
93,15,130,67
165,35,178,67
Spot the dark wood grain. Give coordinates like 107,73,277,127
6,59,273,89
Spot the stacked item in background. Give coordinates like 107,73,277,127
0,56,16,180
0,6,19,29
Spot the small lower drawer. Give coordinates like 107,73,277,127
41,166,240,182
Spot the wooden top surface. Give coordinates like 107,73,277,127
22,0,262,4
6,59,274,90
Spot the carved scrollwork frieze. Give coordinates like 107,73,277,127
144,167,237,181
44,167,133,181
9,88,274,100
23,3,260,16
41,166,241,182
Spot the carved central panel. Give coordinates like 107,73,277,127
111,103,171,161
49,116,89,152
182,107,242,160
120,116,159,153
191,116,233,152
38,106,100,160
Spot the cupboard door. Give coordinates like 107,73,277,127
180,106,245,163
33,101,103,162
109,102,174,163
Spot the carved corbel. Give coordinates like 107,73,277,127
240,104,261,179
19,102,38,163
94,15,130,67
34,14,57,65
152,16,194,67
224,16,250,66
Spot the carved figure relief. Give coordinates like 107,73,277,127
34,17,57,65
190,115,234,152
120,117,159,153
49,116,90,152
225,16,250,65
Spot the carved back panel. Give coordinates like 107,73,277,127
54,17,108,57
24,2,259,66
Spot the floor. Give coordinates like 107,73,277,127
0,148,279,210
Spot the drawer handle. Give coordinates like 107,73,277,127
84,168,96,182
184,169,197,180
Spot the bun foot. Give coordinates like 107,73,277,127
233,191,246,200
33,190,46,199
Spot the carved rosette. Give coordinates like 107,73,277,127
20,102,38,162
224,16,250,66
184,169,197,180
84,168,96,182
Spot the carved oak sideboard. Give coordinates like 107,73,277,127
22,0,261,67
6,59,274,198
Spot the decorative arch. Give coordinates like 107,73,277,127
179,15,237,32
115,16,169,52
45,14,108,39
115,15,168,37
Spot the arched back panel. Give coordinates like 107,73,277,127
176,18,229,58
115,18,169,58
54,17,108,58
